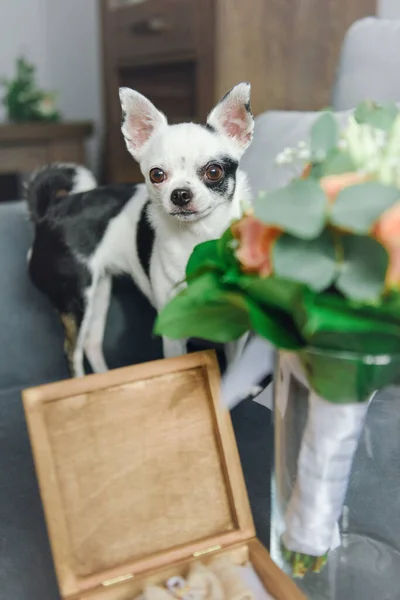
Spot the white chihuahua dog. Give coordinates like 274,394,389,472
26,82,254,377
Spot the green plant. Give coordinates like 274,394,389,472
1,56,60,122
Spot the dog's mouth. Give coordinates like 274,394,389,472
169,207,211,221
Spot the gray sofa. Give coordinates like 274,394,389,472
1,17,399,599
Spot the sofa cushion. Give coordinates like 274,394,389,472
333,17,400,110
0,202,161,391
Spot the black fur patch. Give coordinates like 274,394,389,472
203,123,216,133
27,165,77,222
199,156,239,200
219,89,231,104
137,200,155,278
218,82,250,107
29,222,91,326
28,183,137,328
48,183,137,257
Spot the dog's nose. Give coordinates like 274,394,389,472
170,188,193,207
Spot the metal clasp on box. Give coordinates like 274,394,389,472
102,573,135,587
193,544,222,557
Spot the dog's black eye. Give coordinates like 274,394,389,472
149,167,166,184
205,163,224,181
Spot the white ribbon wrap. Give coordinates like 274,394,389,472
221,336,274,410
221,342,372,558
281,354,371,556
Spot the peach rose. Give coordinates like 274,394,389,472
374,201,400,286
232,215,280,277
320,172,370,203
301,165,370,202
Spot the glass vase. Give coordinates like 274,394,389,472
270,348,400,600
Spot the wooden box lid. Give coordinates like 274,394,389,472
22,352,255,599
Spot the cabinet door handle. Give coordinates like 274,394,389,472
130,16,169,34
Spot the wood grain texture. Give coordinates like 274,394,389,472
0,145,48,173
112,0,196,66
101,0,376,183
0,122,92,174
0,121,93,141
76,542,304,600
214,0,270,116
23,351,255,598
262,0,376,110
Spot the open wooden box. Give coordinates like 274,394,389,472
23,351,304,600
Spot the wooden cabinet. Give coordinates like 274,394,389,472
0,122,93,173
101,0,376,184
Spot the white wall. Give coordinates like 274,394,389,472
0,0,50,96
0,0,103,175
378,0,400,18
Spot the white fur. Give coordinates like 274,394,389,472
72,165,97,194
73,83,254,375
83,276,111,373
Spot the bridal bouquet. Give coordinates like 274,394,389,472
155,101,400,575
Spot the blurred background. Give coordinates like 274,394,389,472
0,0,397,200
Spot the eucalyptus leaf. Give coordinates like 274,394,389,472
354,100,399,131
330,182,400,233
320,150,356,176
255,179,327,240
310,112,339,161
273,230,337,291
310,162,324,179
336,235,389,301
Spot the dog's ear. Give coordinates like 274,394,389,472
206,82,254,153
119,88,167,161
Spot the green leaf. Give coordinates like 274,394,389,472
310,112,339,161
236,275,304,314
246,299,304,349
217,225,239,267
291,290,400,402
330,182,399,233
294,288,400,352
255,179,327,240
154,272,250,342
354,100,399,131
336,235,389,301
186,240,224,278
320,149,356,176
299,348,399,403
272,230,337,292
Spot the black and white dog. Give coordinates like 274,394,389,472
26,82,254,377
